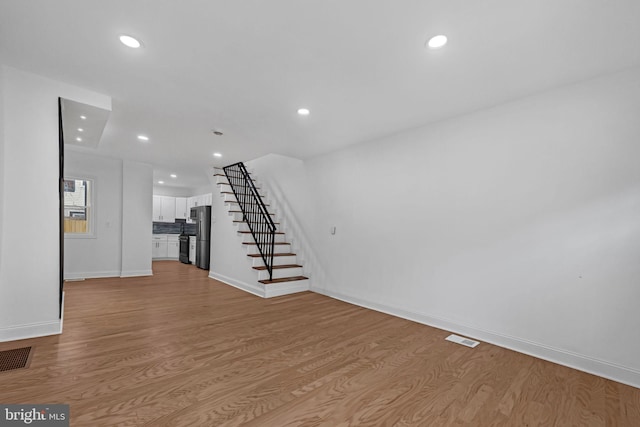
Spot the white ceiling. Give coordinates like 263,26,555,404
2,1,640,190
61,99,110,149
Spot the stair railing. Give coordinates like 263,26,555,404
223,162,276,280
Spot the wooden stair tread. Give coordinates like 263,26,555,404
238,231,284,235
224,200,271,207
234,220,279,224
243,242,290,245
229,210,275,215
247,253,295,257
259,276,309,285
221,191,263,194
253,264,302,271
226,201,270,206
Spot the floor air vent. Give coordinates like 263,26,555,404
0,347,33,373
445,334,480,348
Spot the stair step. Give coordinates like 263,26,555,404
221,191,263,195
247,253,296,257
234,220,279,225
238,231,284,235
229,210,275,216
243,242,290,245
259,276,309,285
226,200,270,206
253,264,302,271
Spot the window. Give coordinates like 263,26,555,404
64,178,95,238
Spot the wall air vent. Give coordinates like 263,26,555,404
445,334,480,348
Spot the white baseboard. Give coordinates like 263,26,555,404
311,286,640,389
0,319,63,342
64,270,120,280
0,293,65,343
120,270,153,278
64,270,153,280
209,271,265,298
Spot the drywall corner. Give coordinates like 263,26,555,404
121,160,153,276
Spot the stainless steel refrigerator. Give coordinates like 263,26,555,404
191,205,211,270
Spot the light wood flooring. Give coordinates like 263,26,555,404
1,261,639,426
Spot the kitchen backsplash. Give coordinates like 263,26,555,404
153,222,197,235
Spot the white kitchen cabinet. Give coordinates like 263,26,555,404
187,196,197,209
152,196,162,221
188,193,213,209
160,197,176,222
175,197,188,219
186,197,196,223
152,234,179,260
167,235,180,259
194,193,213,207
152,235,168,259
189,236,196,264
154,193,211,224
152,196,176,223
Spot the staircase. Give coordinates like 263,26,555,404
214,164,309,298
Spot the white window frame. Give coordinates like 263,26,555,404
63,176,97,239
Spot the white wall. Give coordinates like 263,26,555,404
152,186,193,198
64,154,154,279
256,67,640,387
64,150,123,279
245,154,321,281
0,66,5,276
0,66,111,341
192,184,214,197
152,184,213,198
121,160,153,277
208,173,260,292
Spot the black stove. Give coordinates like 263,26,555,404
179,234,190,264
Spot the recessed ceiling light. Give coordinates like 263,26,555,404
158,181,164,184
427,35,448,49
80,115,86,120
213,152,222,157
77,128,84,132
76,137,82,142
297,108,310,116
170,174,177,178
137,135,149,141
119,34,142,49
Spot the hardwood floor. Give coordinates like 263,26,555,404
1,261,639,426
